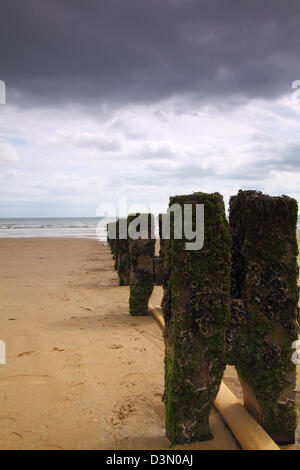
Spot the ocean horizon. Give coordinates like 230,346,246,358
1,215,299,240
0,217,105,240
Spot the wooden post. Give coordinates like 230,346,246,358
163,192,231,445
107,221,118,267
117,218,130,286
149,304,280,451
229,190,299,444
153,256,163,285
128,213,155,316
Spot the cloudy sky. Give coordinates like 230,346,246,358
1,0,300,217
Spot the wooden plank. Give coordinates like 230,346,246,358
148,303,280,451
149,304,164,329
215,382,280,450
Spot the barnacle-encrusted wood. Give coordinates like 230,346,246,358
163,192,231,445
107,221,118,267
153,256,163,285
129,213,155,316
117,218,130,286
229,190,299,444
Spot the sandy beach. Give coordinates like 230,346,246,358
0,235,299,450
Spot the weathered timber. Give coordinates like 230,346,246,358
229,190,299,444
128,213,155,316
149,304,280,451
153,256,163,285
117,218,130,286
107,221,118,265
162,192,231,445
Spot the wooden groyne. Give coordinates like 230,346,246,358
106,189,299,448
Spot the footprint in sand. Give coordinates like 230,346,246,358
11,431,23,441
53,347,64,352
116,402,136,421
17,351,38,358
108,344,123,350
68,381,85,395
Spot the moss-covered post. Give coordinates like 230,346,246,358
116,218,130,286
107,220,118,265
129,213,155,316
112,220,119,271
229,190,299,444
153,256,163,285
163,192,231,445
152,213,166,285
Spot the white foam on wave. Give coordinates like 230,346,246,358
0,217,106,240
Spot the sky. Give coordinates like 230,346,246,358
0,0,300,217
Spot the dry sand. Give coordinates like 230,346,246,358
0,234,299,450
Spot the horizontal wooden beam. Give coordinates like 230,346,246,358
149,304,164,329
148,304,280,451
214,382,280,450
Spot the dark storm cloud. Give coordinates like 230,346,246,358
1,0,300,106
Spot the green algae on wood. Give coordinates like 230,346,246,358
162,192,231,445
229,190,299,444
226,299,247,365
106,221,118,265
153,256,163,285
117,218,130,286
128,213,155,316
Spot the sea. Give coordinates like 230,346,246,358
0,217,106,240
0,216,299,240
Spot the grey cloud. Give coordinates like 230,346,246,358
136,144,177,160
63,132,121,152
1,0,300,107
125,162,216,187
241,142,300,170
273,144,300,170
123,140,300,187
